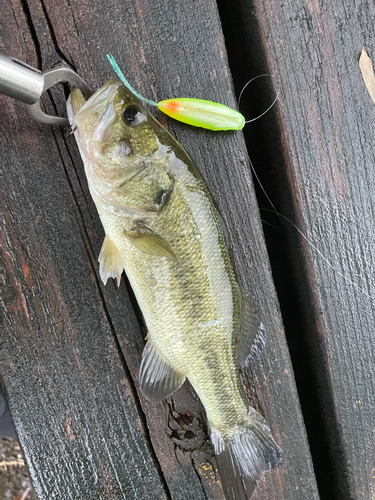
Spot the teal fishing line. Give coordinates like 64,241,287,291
106,53,158,106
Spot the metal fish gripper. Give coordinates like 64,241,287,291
0,53,92,126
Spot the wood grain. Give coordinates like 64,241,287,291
0,5,169,499
221,0,375,498
0,0,319,498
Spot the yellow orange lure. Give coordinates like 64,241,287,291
157,98,245,130
107,54,245,131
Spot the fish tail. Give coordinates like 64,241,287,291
211,410,283,500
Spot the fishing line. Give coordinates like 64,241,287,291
106,53,158,106
248,155,280,221
239,76,369,296
239,77,281,220
247,149,371,296
260,208,371,298
238,74,279,124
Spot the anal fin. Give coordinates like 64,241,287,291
98,235,125,286
139,338,185,403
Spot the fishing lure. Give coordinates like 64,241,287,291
107,53,245,131
157,97,245,130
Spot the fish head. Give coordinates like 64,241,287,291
68,79,178,213
71,79,159,169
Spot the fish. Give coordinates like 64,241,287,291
67,79,283,500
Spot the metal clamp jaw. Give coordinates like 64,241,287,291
0,54,92,126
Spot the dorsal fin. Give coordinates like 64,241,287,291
237,288,265,367
139,338,186,403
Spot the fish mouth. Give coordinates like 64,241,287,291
71,80,121,133
66,82,138,217
67,86,86,126
68,79,142,132
77,79,120,113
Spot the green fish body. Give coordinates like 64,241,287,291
67,79,282,500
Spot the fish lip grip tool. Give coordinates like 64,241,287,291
0,53,92,126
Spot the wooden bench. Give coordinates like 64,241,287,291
1,0,374,498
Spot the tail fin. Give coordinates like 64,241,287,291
211,412,283,500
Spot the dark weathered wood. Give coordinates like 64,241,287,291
0,3,169,499
0,0,319,498
219,0,375,498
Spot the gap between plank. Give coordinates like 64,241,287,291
216,0,337,498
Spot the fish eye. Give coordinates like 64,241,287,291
122,105,145,126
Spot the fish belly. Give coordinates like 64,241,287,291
98,178,246,428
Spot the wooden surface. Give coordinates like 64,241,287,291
0,0,323,499
218,0,375,499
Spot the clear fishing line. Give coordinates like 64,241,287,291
249,160,372,299
238,74,279,124
260,207,371,298
238,76,368,296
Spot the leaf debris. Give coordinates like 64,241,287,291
359,47,375,104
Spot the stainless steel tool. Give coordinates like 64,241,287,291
0,53,92,126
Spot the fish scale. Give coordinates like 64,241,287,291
67,78,283,500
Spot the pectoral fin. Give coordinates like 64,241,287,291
125,221,176,260
237,287,265,367
139,338,186,403
98,235,125,286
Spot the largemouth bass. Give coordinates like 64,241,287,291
67,79,283,500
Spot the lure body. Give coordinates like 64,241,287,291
67,79,282,500
157,98,245,130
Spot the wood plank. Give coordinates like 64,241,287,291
0,0,319,498
220,0,375,498
0,4,169,499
